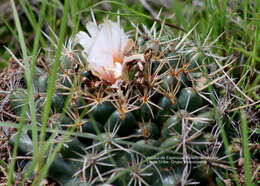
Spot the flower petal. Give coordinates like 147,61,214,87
113,62,123,78
75,31,91,51
88,52,113,68
91,64,116,83
86,22,99,37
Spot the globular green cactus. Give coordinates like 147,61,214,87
8,19,244,185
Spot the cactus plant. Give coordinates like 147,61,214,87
7,16,258,186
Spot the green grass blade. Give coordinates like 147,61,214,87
40,0,69,143
240,110,254,186
36,0,69,182
9,0,39,165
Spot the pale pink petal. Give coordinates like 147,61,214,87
86,22,99,37
91,65,116,83
75,31,91,51
88,52,113,68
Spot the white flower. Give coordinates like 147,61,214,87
75,19,133,83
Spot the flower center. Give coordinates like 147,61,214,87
113,55,123,64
